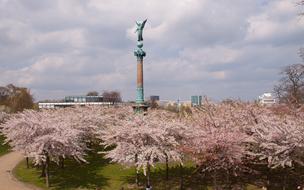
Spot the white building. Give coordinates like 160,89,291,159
258,93,276,105
38,95,111,109
38,102,112,109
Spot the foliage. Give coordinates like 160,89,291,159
185,100,255,178
0,106,132,186
99,109,185,175
161,103,192,117
0,111,8,123
247,109,304,169
185,126,247,175
86,91,99,96
2,102,304,188
0,112,10,156
0,134,10,156
0,84,34,113
102,91,122,103
1,109,88,165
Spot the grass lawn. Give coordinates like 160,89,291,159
13,151,262,190
0,134,10,157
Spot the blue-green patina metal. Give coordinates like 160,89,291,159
133,19,148,113
136,87,144,104
135,19,147,42
134,42,146,59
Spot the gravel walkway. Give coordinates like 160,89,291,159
0,152,39,190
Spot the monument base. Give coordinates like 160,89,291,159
132,103,149,114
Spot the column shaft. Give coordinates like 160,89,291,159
136,58,144,104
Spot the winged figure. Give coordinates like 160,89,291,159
135,19,147,42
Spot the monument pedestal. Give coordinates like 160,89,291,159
132,103,149,113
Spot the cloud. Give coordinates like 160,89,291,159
246,0,304,45
0,0,303,101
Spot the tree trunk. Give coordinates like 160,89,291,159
60,157,64,169
283,173,286,190
45,155,50,188
135,154,139,186
40,163,46,178
180,163,183,190
146,162,151,190
26,157,29,169
166,155,169,181
213,173,219,190
225,171,231,190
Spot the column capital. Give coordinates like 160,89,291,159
134,48,146,59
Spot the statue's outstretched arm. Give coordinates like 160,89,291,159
141,19,147,29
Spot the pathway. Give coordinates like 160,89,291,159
0,152,38,190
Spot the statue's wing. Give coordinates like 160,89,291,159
136,21,140,26
142,19,147,28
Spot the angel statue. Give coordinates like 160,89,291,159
135,19,147,42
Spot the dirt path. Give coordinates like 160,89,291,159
0,152,39,190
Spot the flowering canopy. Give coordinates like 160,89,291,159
99,109,186,175
1,110,87,165
0,106,132,165
248,109,304,168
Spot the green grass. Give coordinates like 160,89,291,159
13,151,262,190
0,134,10,157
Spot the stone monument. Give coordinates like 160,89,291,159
133,19,149,113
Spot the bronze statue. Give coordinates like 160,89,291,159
135,19,147,42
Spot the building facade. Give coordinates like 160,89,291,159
258,93,276,105
191,95,202,107
65,96,103,103
150,96,160,101
39,95,110,109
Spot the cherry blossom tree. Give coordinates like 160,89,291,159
185,126,248,188
0,112,8,124
241,105,304,188
185,100,263,188
0,106,133,187
99,109,186,189
190,99,304,188
0,109,89,187
241,103,304,169
2,100,304,189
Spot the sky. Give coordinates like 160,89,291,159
0,0,303,102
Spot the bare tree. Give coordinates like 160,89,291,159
274,64,304,106
300,48,304,62
86,91,99,96
102,91,122,104
0,84,34,112
8,88,34,112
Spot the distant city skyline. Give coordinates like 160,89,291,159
0,0,303,102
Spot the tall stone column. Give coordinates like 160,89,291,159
135,43,145,104
133,42,148,113
133,19,149,113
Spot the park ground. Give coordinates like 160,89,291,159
0,134,10,156
12,149,262,190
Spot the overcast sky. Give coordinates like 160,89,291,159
0,0,303,101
